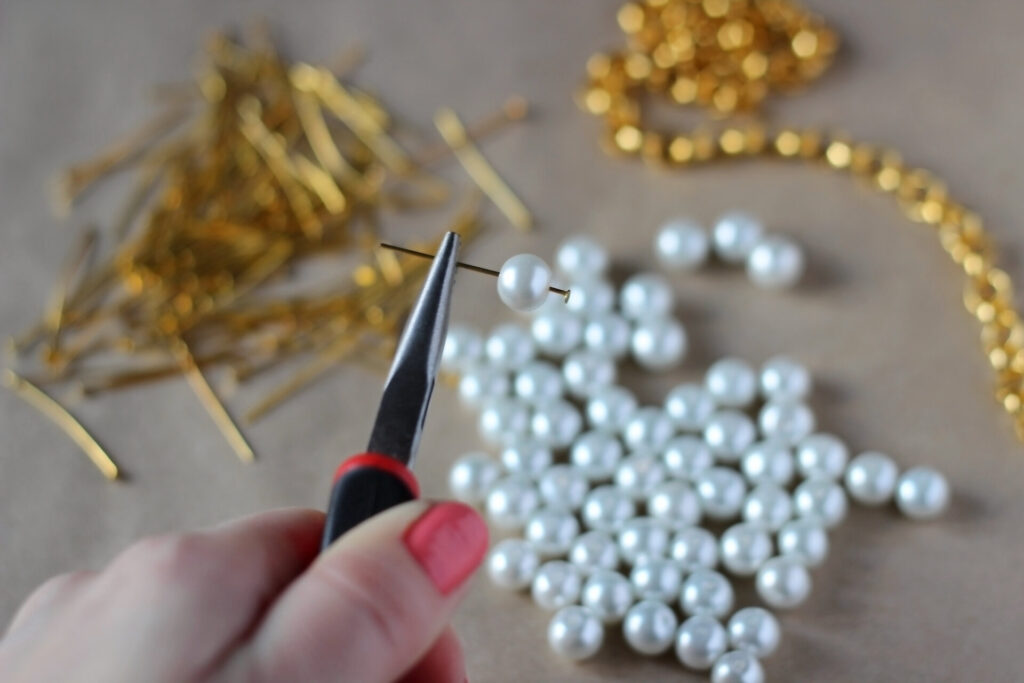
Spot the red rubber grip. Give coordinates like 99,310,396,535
333,452,420,498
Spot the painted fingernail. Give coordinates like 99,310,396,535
403,502,488,595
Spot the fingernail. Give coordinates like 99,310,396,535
403,502,488,595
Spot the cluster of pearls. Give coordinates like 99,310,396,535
445,234,949,679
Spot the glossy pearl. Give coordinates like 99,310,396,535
581,569,635,623
680,568,734,618
531,560,583,610
617,517,671,564
498,253,553,312
776,518,829,567
655,218,710,270
556,235,609,278
448,451,502,504
629,558,684,602
584,312,631,359
570,430,624,481
564,277,615,315
525,508,581,557
793,476,848,528
442,324,483,371
712,211,763,263
755,556,811,609
670,526,720,570
478,397,530,445
844,451,899,506
703,410,757,462
711,650,765,683
705,358,758,408
665,383,716,431
530,398,583,449
648,480,702,528
548,605,605,660
727,606,781,657
569,530,620,574
622,407,676,452
662,436,715,480
484,323,535,369
487,537,540,589
758,400,816,445
740,441,795,487
747,234,804,289
485,474,541,530
675,614,729,670
720,523,773,577
614,452,667,500
582,485,637,532
619,273,675,320
457,365,509,406
530,307,584,357
630,316,688,370
742,484,793,532
586,385,638,433
759,355,812,401
895,466,950,520
695,467,747,520
795,433,849,479
513,360,564,404
500,440,553,477
623,600,679,655
538,464,590,511
562,349,617,398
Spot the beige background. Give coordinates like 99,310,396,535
3,1,1024,681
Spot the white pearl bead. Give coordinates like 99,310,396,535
712,211,763,263
581,569,635,623
758,400,816,445
485,474,541,530
742,483,793,532
756,556,811,609
706,358,758,408
630,316,688,370
617,517,671,565
562,349,617,398
844,451,899,506
556,235,609,278
622,407,676,452
795,433,849,479
531,560,583,610
500,439,553,477
530,398,583,449
711,650,765,683
448,451,502,504
548,605,605,660
614,452,667,500
676,614,729,671
484,323,535,369
487,537,540,589
662,436,715,480
895,466,950,520
498,253,553,312
665,383,716,431
478,397,530,445
648,480,702,528
530,307,584,357
793,476,848,528
695,467,747,520
538,464,590,511
777,518,829,567
586,385,638,433
759,355,812,401
740,441,795,487
703,410,757,462
457,364,509,407
569,530,620,574
620,273,675,320
564,277,615,315
655,218,710,270
525,508,581,557
623,600,679,655
670,526,720,570
727,606,781,657
582,485,637,532
680,568,734,618
584,312,631,359
720,522,773,576
513,360,564,404
571,430,624,481
442,324,483,371
629,558,684,603
747,234,804,289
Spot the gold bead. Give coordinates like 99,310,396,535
702,0,730,19
824,139,852,168
667,135,695,164
624,52,653,81
670,77,698,104
586,53,614,80
791,30,820,58
719,128,745,155
774,129,801,157
617,3,646,34
849,144,878,176
1003,391,1022,416
614,125,644,153
580,87,613,115
742,51,768,80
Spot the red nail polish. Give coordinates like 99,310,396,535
403,502,488,595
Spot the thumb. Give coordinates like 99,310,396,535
236,500,488,683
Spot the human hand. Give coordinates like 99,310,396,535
0,501,488,683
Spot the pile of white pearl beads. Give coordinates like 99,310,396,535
443,233,949,680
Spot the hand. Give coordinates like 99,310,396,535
0,501,488,683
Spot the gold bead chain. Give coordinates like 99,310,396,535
579,0,1024,441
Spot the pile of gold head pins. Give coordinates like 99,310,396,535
580,0,1024,441
6,27,531,480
